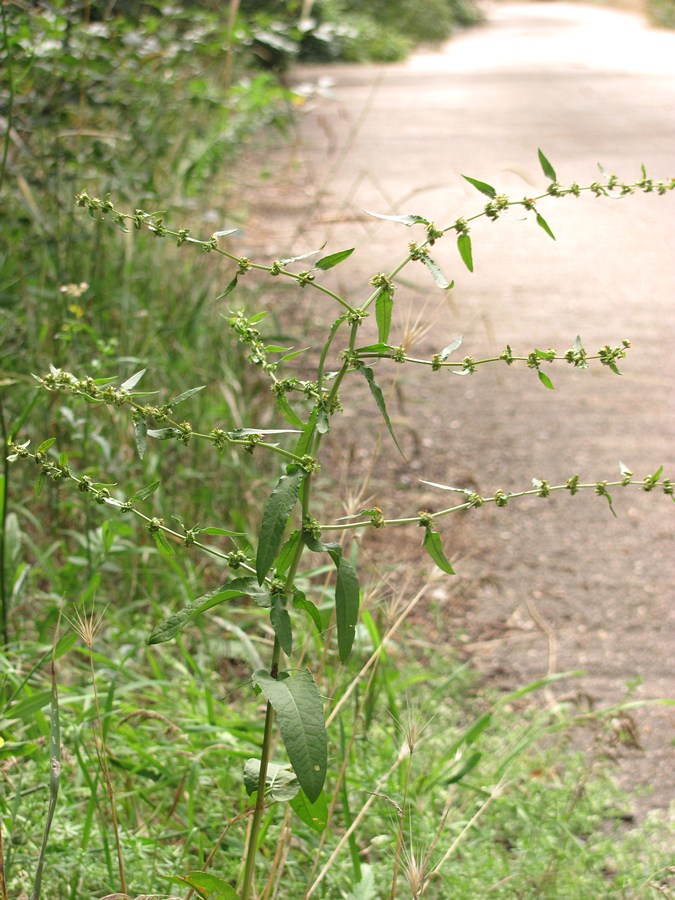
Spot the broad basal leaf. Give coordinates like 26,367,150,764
252,668,327,802
256,469,304,584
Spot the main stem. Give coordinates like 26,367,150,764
241,636,281,900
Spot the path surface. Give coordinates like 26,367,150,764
244,2,675,817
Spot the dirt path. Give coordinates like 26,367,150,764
242,2,675,818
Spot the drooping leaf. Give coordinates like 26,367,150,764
270,595,293,657
535,212,556,240
334,555,360,662
445,750,482,785
251,669,327,802
375,285,394,343
120,368,146,392
216,274,238,300
146,427,180,441
174,871,239,899
148,577,268,644
243,759,300,802
290,787,329,833
292,589,324,638
461,174,496,198
315,247,355,270
134,417,147,459
275,392,306,428
256,469,304,584
357,365,405,458
275,530,303,577
423,528,455,574
537,370,555,390
537,148,557,182
457,233,474,272
420,253,453,289
303,536,360,661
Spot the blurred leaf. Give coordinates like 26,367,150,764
134,417,147,459
174,871,239,899
538,370,555,390
120,369,146,392
291,787,328,832
439,335,463,360
170,385,206,406
216,275,238,299
364,211,428,226
420,253,453,289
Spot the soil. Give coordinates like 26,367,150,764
232,2,675,820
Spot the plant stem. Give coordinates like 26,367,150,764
241,636,281,900
0,396,10,647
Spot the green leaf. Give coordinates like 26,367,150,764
169,385,206,406
256,469,304,584
303,537,360,662
175,871,239,899
271,595,293,656
445,750,482,785
251,668,327,802
420,253,453,290
153,531,175,557
315,247,355,270
275,530,303,577
537,148,557,182
148,577,268,644
292,588,324,638
375,285,394,343
216,274,238,300
538,370,555,390
130,479,160,502
535,212,556,240
120,368,146,392
357,365,405,458
134,417,147,459
290,787,329,832
146,427,180,441
457,233,473,272
36,437,56,454
423,528,455,574
243,759,300,801
461,174,496,198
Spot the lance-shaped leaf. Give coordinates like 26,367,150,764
148,577,269,644
120,368,146,392
251,668,327,802
364,211,429,226
538,370,555,390
303,536,360,662
315,247,354,270
216,274,238,300
537,148,557,182
270,594,293,657
375,284,394,343
276,393,305,428
461,174,496,198
169,384,206,406
536,212,556,241
293,588,324,639
423,527,455,575
357,364,405,458
134,417,148,459
129,479,160,502
457,234,474,272
420,253,453,289
256,468,304,584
